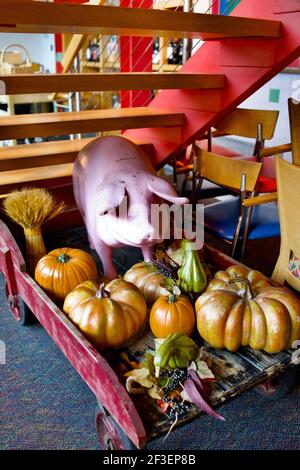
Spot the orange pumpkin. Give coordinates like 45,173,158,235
35,247,98,302
195,265,300,353
150,293,195,338
63,279,147,349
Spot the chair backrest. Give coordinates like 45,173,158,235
195,146,262,192
273,157,300,290
215,108,279,140
288,97,300,166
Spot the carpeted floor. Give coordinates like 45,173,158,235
0,227,300,450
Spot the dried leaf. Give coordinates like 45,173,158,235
126,377,147,395
140,352,155,376
148,385,163,400
125,367,155,389
183,378,225,421
189,356,215,381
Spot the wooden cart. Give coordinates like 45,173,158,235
0,220,297,450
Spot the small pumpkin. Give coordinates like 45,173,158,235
35,247,98,302
195,265,300,353
123,262,169,305
63,279,147,349
150,292,196,338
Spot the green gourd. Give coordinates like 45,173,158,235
177,240,207,294
154,333,198,369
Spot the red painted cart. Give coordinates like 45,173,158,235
0,219,297,450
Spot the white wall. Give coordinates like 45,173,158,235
0,33,56,73
241,72,300,149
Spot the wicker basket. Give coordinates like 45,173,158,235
0,44,43,74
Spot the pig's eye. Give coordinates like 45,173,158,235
103,211,109,215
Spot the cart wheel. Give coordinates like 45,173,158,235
5,283,35,326
254,368,296,401
95,403,137,450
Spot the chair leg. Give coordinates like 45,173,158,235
240,205,253,262
191,176,203,208
180,173,189,196
230,213,244,259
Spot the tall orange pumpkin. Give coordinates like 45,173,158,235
35,247,98,302
150,293,195,338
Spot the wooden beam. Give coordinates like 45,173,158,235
0,1,281,39
1,73,225,94
0,107,183,140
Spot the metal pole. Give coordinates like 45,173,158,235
74,55,82,140
183,0,193,63
68,93,75,141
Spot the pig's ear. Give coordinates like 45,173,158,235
148,176,189,204
95,182,126,216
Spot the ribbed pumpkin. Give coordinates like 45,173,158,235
123,262,169,305
195,265,300,353
150,293,195,338
63,279,147,349
35,247,98,302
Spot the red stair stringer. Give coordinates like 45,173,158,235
124,0,300,169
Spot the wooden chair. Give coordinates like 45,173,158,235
195,145,279,259
272,157,300,291
288,97,300,166
178,107,279,197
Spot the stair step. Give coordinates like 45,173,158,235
0,1,281,39
0,163,74,194
0,108,183,140
1,73,225,95
0,138,154,171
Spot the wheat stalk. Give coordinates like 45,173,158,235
3,187,65,275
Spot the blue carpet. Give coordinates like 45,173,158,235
0,226,300,450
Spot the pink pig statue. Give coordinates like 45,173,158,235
73,135,189,279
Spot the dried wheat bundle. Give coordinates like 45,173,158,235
3,187,65,275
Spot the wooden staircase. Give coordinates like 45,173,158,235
0,0,299,195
